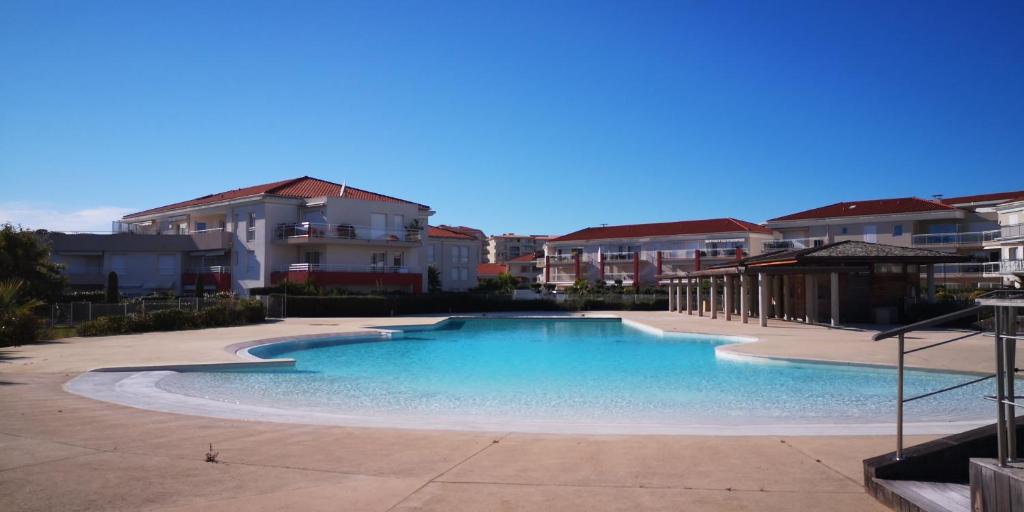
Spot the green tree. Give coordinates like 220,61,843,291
427,266,442,293
496,272,517,293
0,224,65,303
0,279,44,346
105,271,120,303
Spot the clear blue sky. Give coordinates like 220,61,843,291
1,0,1022,235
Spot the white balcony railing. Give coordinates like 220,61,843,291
660,249,698,260
187,266,231,274
927,263,991,276
602,251,635,262
763,238,827,251
603,272,635,282
276,222,421,243
273,263,411,274
547,254,578,264
999,224,1024,241
996,260,1024,275
911,230,1000,247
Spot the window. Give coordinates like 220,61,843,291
247,250,258,276
451,246,459,262
892,224,903,237
863,225,877,243
158,255,176,276
873,263,903,274
451,267,459,281
195,222,207,232
393,252,404,267
1011,247,1019,260
371,252,386,269
246,212,256,242
178,223,188,235
391,214,405,236
110,255,127,276
303,251,320,265
840,227,848,235
426,245,435,263
459,268,468,280
459,246,469,264
1010,214,1020,226
370,213,387,239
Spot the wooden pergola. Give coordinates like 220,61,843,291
657,241,968,328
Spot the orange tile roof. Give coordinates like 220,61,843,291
125,176,430,218
437,225,486,239
940,190,1024,206
551,218,772,242
768,197,955,222
427,226,474,240
477,263,508,277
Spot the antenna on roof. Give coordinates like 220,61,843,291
339,181,346,197
600,223,608,227
932,194,943,200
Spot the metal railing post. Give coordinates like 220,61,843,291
1005,306,1018,461
897,333,905,460
995,307,1008,466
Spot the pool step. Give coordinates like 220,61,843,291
872,478,970,512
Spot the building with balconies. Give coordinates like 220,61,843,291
984,197,1024,288
541,218,775,290
764,194,1024,289
49,176,434,295
487,233,555,263
425,226,482,291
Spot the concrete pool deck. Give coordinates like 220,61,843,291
0,312,1010,511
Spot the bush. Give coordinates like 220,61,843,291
0,310,42,347
76,299,266,336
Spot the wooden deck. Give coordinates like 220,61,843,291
873,479,970,512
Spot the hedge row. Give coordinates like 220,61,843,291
283,294,668,317
77,300,265,337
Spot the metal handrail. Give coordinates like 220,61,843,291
872,305,987,341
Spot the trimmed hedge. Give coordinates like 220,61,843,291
77,299,265,337
283,294,667,317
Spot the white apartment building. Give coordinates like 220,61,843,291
425,226,482,291
985,197,1024,288
487,233,554,263
542,218,775,289
764,192,1024,289
50,176,434,295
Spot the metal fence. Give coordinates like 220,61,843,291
44,295,287,327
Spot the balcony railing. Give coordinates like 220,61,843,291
999,224,1024,241
911,230,999,247
273,263,411,274
763,238,827,251
602,251,635,262
926,263,991,276
187,266,231,274
996,259,1024,275
276,223,421,243
547,254,577,264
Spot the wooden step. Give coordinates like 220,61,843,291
873,478,970,512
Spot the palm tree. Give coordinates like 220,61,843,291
0,279,44,346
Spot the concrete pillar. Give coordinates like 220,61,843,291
772,275,782,318
686,279,693,315
710,277,718,319
667,282,675,312
758,273,769,327
724,276,732,321
783,275,794,320
804,274,814,324
926,264,936,304
830,272,840,327
676,281,684,313
740,275,749,324
697,279,704,317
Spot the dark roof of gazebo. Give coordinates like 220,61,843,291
713,240,967,270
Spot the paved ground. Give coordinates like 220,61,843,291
0,312,1000,511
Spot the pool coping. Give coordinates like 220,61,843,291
60,313,1001,436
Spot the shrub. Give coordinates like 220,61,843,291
77,315,129,337
0,279,45,347
76,299,266,336
149,309,195,331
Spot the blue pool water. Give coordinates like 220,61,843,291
157,318,994,428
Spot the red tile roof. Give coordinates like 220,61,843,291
477,263,508,277
768,197,955,222
551,218,772,242
508,254,538,263
427,226,474,240
125,176,430,218
939,190,1024,206
437,225,486,239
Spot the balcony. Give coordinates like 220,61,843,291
275,223,421,245
911,230,999,247
990,260,1024,275
602,251,635,262
182,266,231,291
763,238,827,252
998,224,1024,242
547,254,578,264
926,263,992,277
271,263,422,293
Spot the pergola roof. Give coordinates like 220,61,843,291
662,241,968,279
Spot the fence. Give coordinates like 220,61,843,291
44,295,287,327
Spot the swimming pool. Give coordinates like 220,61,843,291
146,317,994,433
